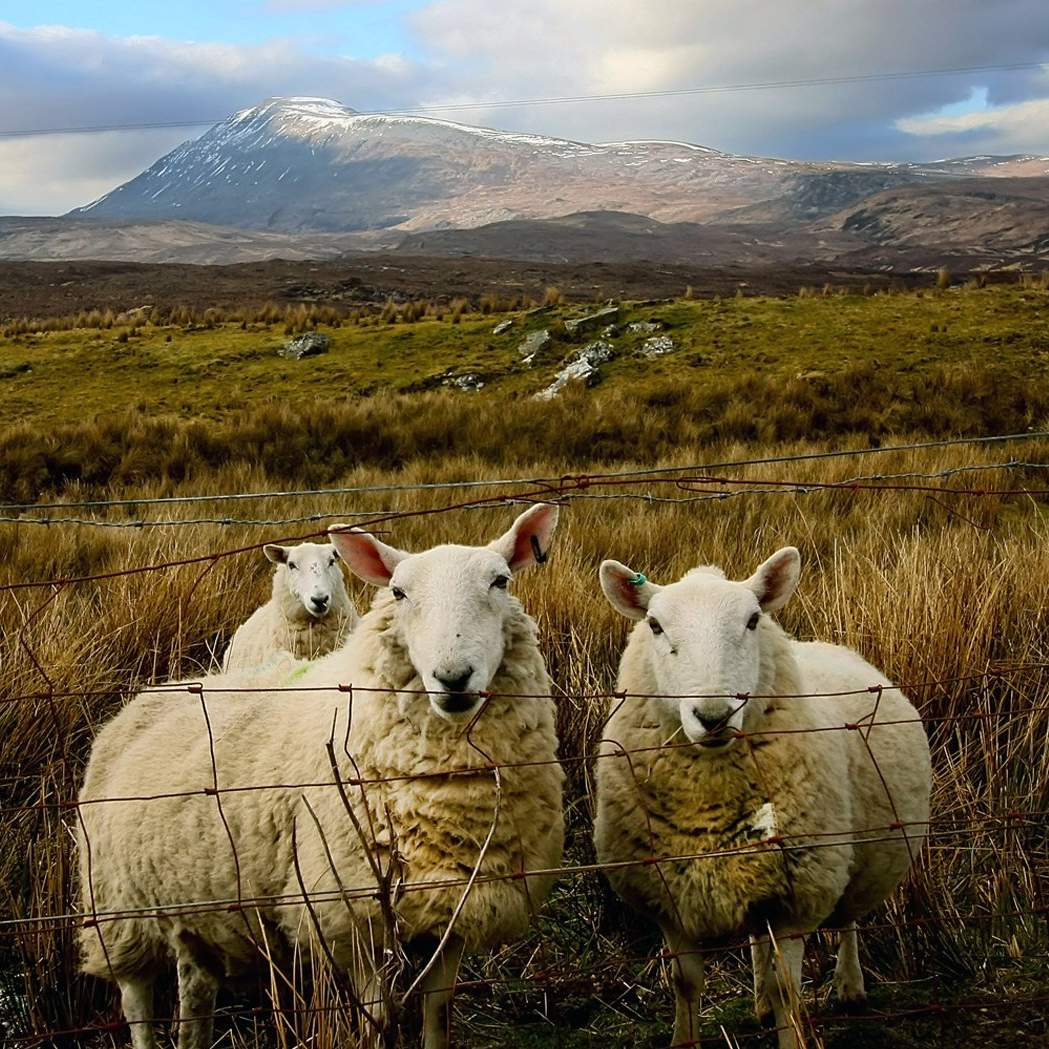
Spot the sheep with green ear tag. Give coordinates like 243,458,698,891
594,546,931,1049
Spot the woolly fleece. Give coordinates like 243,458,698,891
594,617,931,943
78,587,564,984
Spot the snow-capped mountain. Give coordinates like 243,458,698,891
68,96,1048,236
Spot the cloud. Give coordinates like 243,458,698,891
406,0,1049,160
0,130,192,215
897,96,1049,156
0,20,429,213
2,1,1049,214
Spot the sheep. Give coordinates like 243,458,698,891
220,540,359,671
77,503,565,1049
593,546,931,1049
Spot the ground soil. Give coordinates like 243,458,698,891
0,257,935,321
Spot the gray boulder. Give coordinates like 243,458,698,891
563,305,620,336
278,331,330,360
639,335,675,356
518,329,553,362
535,340,617,400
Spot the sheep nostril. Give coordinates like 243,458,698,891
696,711,727,733
435,669,474,694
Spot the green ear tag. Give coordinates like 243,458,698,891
628,572,647,586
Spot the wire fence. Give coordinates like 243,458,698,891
1,435,1047,1048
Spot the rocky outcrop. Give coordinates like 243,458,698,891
278,331,330,359
535,340,617,400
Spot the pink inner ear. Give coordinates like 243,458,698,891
508,527,537,572
330,532,395,586
614,573,643,614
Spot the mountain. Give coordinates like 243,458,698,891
67,96,816,232
67,96,1047,234
0,95,1032,269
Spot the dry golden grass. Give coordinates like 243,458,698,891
1,434,1048,1046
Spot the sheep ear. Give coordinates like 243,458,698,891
488,502,559,574
600,560,661,620
328,526,408,587
264,544,289,565
745,547,801,612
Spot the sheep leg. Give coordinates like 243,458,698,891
833,922,866,1006
350,955,390,1049
748,934,774,1026
174,956,219,1049
418,935,465,1049
760,930,806,1049
117,975,159,1049
660,925,704,1048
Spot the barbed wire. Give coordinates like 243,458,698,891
2,429,1046,516
4,457,1048,530
4,466,1049,593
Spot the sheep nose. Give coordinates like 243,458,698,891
310,595,330,613
435,668,474,694
695,710,728,733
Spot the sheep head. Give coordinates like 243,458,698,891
263,541,344,619
329,502,558,722
600,547,800,747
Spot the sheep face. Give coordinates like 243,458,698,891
600,547,801,748
330,503,559,722
264,541,344,619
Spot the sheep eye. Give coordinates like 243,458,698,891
287,563,298,571
747,612,760,631
391,586,406,601
491,575,510,591
648,617,663,635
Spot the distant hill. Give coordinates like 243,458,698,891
0,96,1044,269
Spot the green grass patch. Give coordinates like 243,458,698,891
2,285,1048,429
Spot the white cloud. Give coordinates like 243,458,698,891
0,130,193,214
2,2,1049,214
0,20,429,213
407,0,1049,160
897,96,1049,155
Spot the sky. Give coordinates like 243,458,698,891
2,0,1049,215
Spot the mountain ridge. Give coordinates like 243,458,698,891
0,95,1041,268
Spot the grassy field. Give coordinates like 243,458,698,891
1,282,1048,1047
2,283,1048,425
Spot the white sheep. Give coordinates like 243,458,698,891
594,547,931,1049
77,503,564,1049
220,540,359,671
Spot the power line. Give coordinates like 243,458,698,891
0,60,1043,139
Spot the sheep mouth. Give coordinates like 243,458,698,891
433,693,480,715
698,732,736,749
